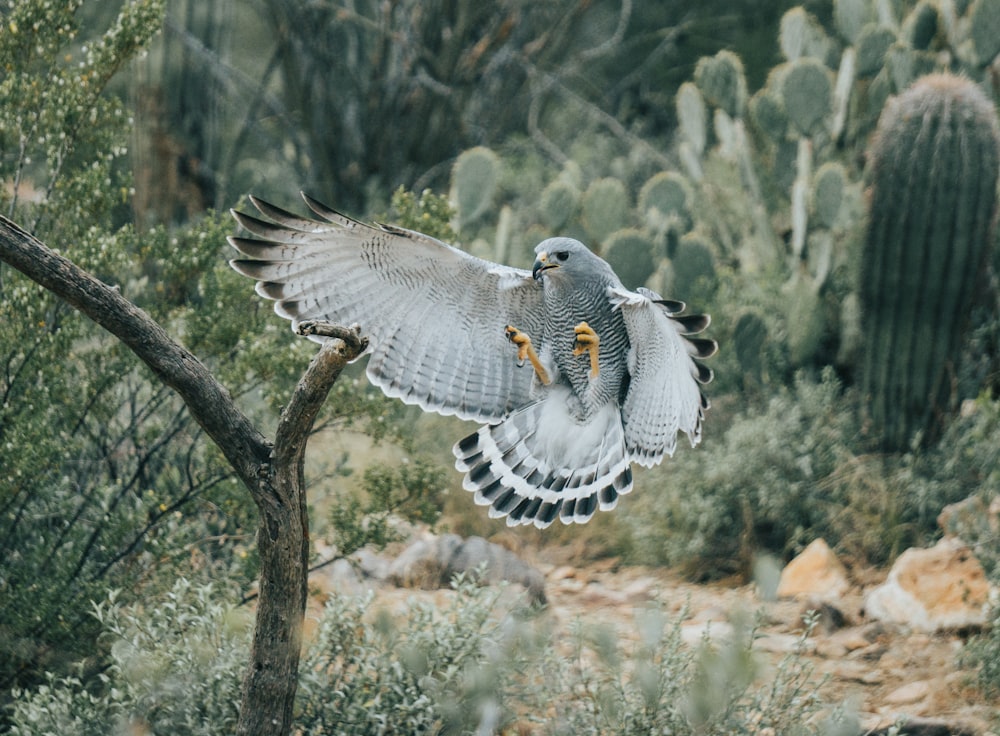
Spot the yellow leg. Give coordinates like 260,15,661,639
573,321,600,379
505,326,551,385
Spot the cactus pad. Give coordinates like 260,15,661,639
581,177,629,243
694,50,748,117
781,59,833,136
451,147,500,228
602,228,656,290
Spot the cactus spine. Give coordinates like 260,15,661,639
860,73,1000,450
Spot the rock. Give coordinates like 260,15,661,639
326,557,365,595
387,536,450,589
938,494,1000,534
864,716,982,736
754,631,813,654
776,538,850,600
549,565,578,582
884,679,934,704
387,533,547,604
814,624,872,658
444,535,547,604
578,583,628,607
621,576,656,602
681,620,734,647
806,599,850,633
826,659,882,684
309,557,367,602
864,537,992,632
351,548,390,581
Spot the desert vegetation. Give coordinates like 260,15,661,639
1,0,998,733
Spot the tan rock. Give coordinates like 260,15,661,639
883,679,933,704
776,539,850,600
938,494,1000,538
864,537,992,632
815,626,872,658
549,565,578,582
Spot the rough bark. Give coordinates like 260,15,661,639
238,326,365,735
0,215,365,736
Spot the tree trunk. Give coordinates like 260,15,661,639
237,327,365,735
0,215,365,736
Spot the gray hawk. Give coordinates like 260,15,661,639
229,193,716,529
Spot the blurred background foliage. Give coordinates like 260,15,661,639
2,0,1000,729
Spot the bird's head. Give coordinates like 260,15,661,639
532,238,606,282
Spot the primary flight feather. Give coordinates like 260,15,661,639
229,193,715,529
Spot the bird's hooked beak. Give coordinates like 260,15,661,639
532,251,558,280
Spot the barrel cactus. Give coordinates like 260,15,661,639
859,73,1000,450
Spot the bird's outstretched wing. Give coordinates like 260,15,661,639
608,286,716,467
229,194,545,423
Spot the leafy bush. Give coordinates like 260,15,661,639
943,399,1000,700
1,0,175,694
9,576,846,735
625,370,984,579
0,0,400,698
327,457,448,557
963,605,1000,703
8,580,249,735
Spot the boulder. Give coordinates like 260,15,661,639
388,533,547,604
776,538,851,600
937,494,1000,542
864,537,992,632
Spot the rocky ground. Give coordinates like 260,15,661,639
534,553,993,735
309,525,998,736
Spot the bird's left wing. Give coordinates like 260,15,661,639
608,286,716,467
229,194,545,423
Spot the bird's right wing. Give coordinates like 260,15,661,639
229,194,545,423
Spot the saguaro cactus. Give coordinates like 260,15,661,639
860,73,1000,450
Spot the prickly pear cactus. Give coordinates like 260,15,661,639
693,50,747,117
812,162,847,229
733,311,769,384
450,146,500,229
581,177,629,244
671,234,717,301
540,179,579,231
602,228,655,290
638,172,692,233
860,73,1000,450
781,58,833,136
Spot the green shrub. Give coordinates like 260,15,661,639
8,581,249,735
297,574,536,734
327,457,448,557
9,575,844,735
625,370,980,579
963,605,1000,701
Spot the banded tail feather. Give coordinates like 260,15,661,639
453,387,632,529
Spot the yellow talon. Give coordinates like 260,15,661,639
505,325,551,385
573,321,600,379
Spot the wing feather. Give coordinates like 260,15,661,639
229,194,545,423
609,286,716,467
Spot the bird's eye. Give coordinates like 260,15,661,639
555,250,569,262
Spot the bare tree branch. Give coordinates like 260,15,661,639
0,216,270,485
237,334,361,736
0,214,365,736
